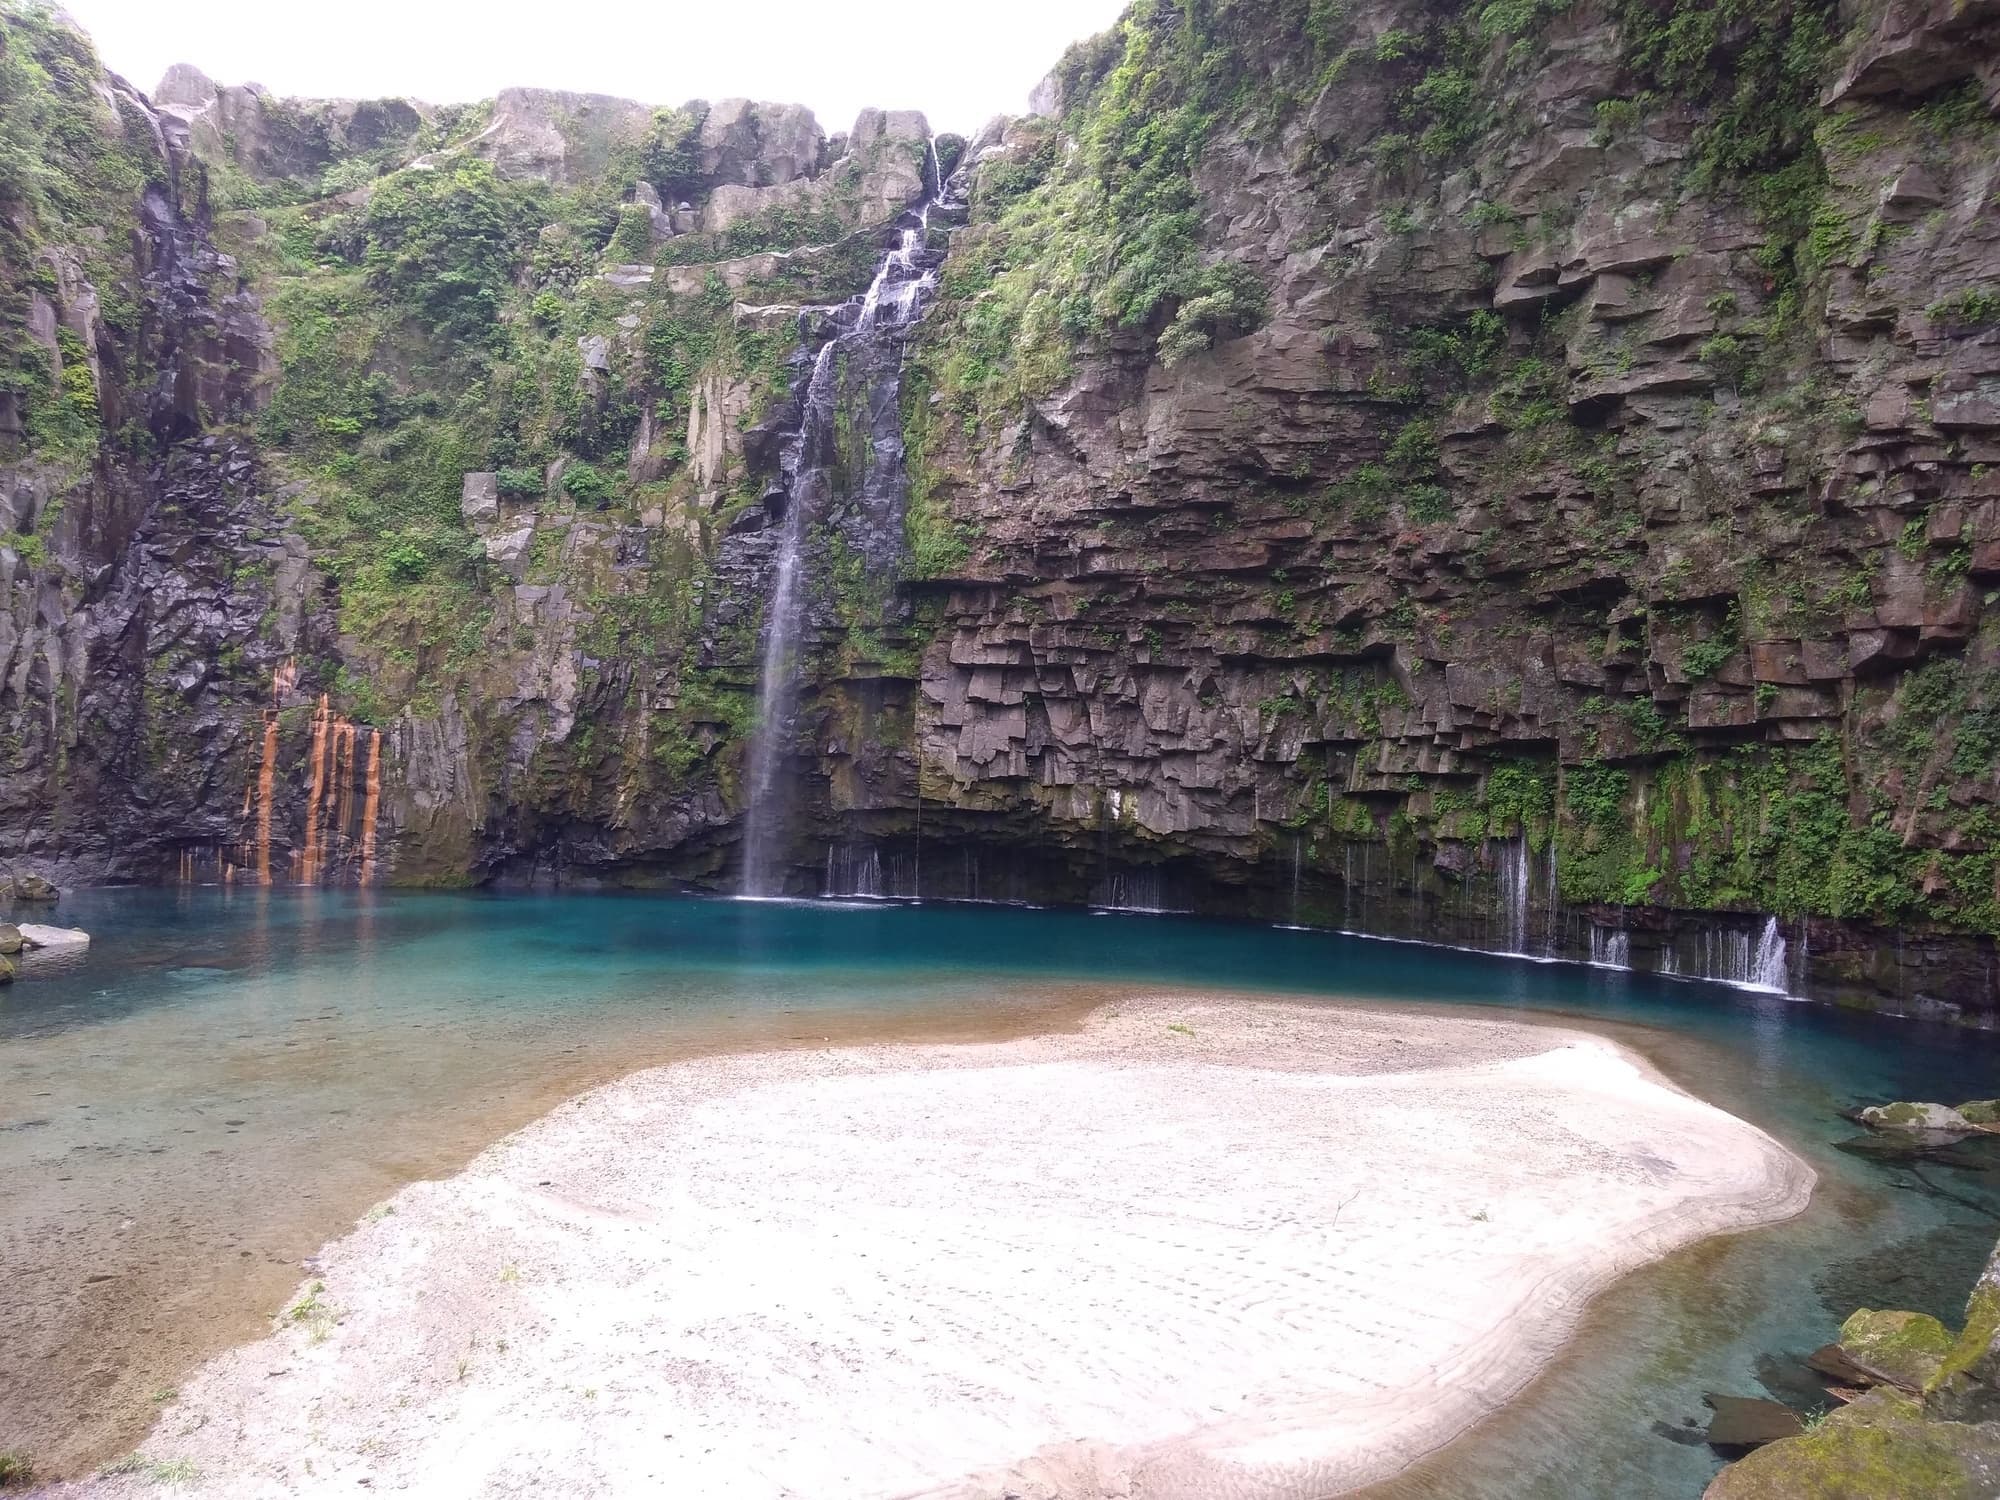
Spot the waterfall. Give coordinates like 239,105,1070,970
1095,868,1166,913
1589,926,1631,969
824,843,884,898
1541,839,1559,957
1495,838,1531,954
1344,840,1360,936
821,843,922,900
739,147,960,896
1751,916,1789,992
1661,917,1790,992
740,339,836,898
1289,835,1303,924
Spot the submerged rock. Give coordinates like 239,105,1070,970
1703,1394,1806,1451
1831,1133,1994,1171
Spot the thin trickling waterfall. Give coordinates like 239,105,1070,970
739,147,959,896
1289,835,1304,924
1661,917,1789,991
1095,868,1166,913
1589,926,1631,969
1496,838,1531,954
822,843,922,900
1541,840,1559,956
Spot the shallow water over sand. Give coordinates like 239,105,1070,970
3,888,1997,1494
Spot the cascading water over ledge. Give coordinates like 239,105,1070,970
739,148,964,897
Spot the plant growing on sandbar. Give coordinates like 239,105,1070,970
284,1280,340,1344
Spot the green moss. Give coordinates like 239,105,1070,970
918,0,1341,420
1707,1391,2000,1500
1929,1280,2000,1396
1839,1308,1955,1391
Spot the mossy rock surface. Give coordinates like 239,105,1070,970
1859,1101,1976,1133
1839,1308,1956,1391
1958,1100,2000,1127
1930,1247,2000,1419
1702,1390,2000,1499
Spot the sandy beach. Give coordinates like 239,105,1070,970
55,997,1812,1499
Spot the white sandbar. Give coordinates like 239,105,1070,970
74,998,1812,1499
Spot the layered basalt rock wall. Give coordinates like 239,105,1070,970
4,0,2000,1023
865,0,2000,1022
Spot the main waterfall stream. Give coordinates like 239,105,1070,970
3,888,1996,1493
740,155,954,897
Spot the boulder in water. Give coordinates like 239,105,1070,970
1709,1235,2000,1496
0,923,22,955
1928,1237,2000,1424
1856,1101,1978,1135
1,874,58,903
1702,1389,2000,1498
1837,1308,1955,1392
1959,1100,2000,1127
17,924,88,950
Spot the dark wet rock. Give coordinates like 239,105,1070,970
1703,1394,1806,1452
1831,1133,1993,1170
1806,1343,1879,1387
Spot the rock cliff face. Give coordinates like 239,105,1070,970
884,0,2000,1022
3,0,2000,1023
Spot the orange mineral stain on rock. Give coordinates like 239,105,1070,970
297,696,334,886
358,731,383,886
254,713,280,886
243,662,386,887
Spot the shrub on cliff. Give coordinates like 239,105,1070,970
361,161,543,347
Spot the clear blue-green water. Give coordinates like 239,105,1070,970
3,887,1997,1495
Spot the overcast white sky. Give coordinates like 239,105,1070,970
57,0,1132,136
